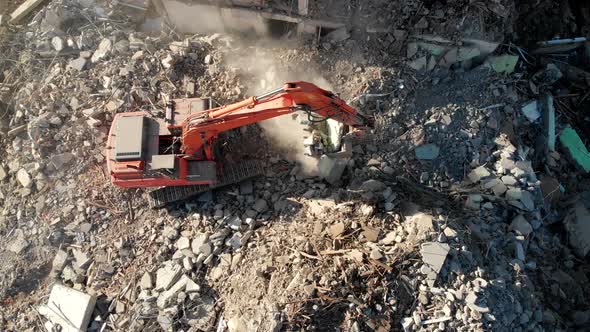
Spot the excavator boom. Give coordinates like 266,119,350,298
181,81,372,158
106,81,371,206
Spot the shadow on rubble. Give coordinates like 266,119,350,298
4,260,52,299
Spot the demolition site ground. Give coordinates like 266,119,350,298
1,0,590,332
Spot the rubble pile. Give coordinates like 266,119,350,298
0,0,589,331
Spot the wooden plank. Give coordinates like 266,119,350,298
10,0,47,24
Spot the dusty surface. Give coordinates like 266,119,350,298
0,0,590,331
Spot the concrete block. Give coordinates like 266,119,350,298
38,284,96,332
318,155,347,184
559,127,590,173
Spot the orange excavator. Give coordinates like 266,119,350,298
106,81,372,207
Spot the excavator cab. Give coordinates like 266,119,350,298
106,97,219,188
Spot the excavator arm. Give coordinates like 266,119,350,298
181,81,372,159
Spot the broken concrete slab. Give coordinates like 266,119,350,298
38,284,96,332
155,261,182,291
510,214,533,237
485,55,519,74
50,153,74,169
73,249,92,270
16,168,32,188
50,250,68,278
9,0,47,24
420,242,450,275
157,274,190,308
559,127,590,173
318,155,348,184
415,144,440,160
468,166,491,183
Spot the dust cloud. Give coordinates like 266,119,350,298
224,47,334,175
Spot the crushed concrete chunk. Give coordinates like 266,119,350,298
468,166,491,183
415,144,440,160
253,199,268,213
176,236,190,250
485,55,519,74
521,100,541,122
0,166,6,181
330,222,345,238
155,261,182,291
510,215,533,236
420,242,450,274
16,168,32,187
91,38,113,63
359,179,386,192
318,155,348,184
157,275,190,308
38,284,96,332
8,229,29,254
140,272,153,290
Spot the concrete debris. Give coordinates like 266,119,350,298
510,215,533,237
521,100,541,122
50,250,68,278
485,54,519,74
157,274,190,308
68,57,88,71
91,38,113,63
559,127,590,172
420,242,450,275
0,166,7,181
252,199,268,213
140,272,153,290
359,179,386,192
8,229,29,254
38,284,96,332
468,166,491,183
155,261,182,291
318,155,348,184
16,168,32,188
414,144,440,160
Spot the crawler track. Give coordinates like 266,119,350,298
147,160,265,208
